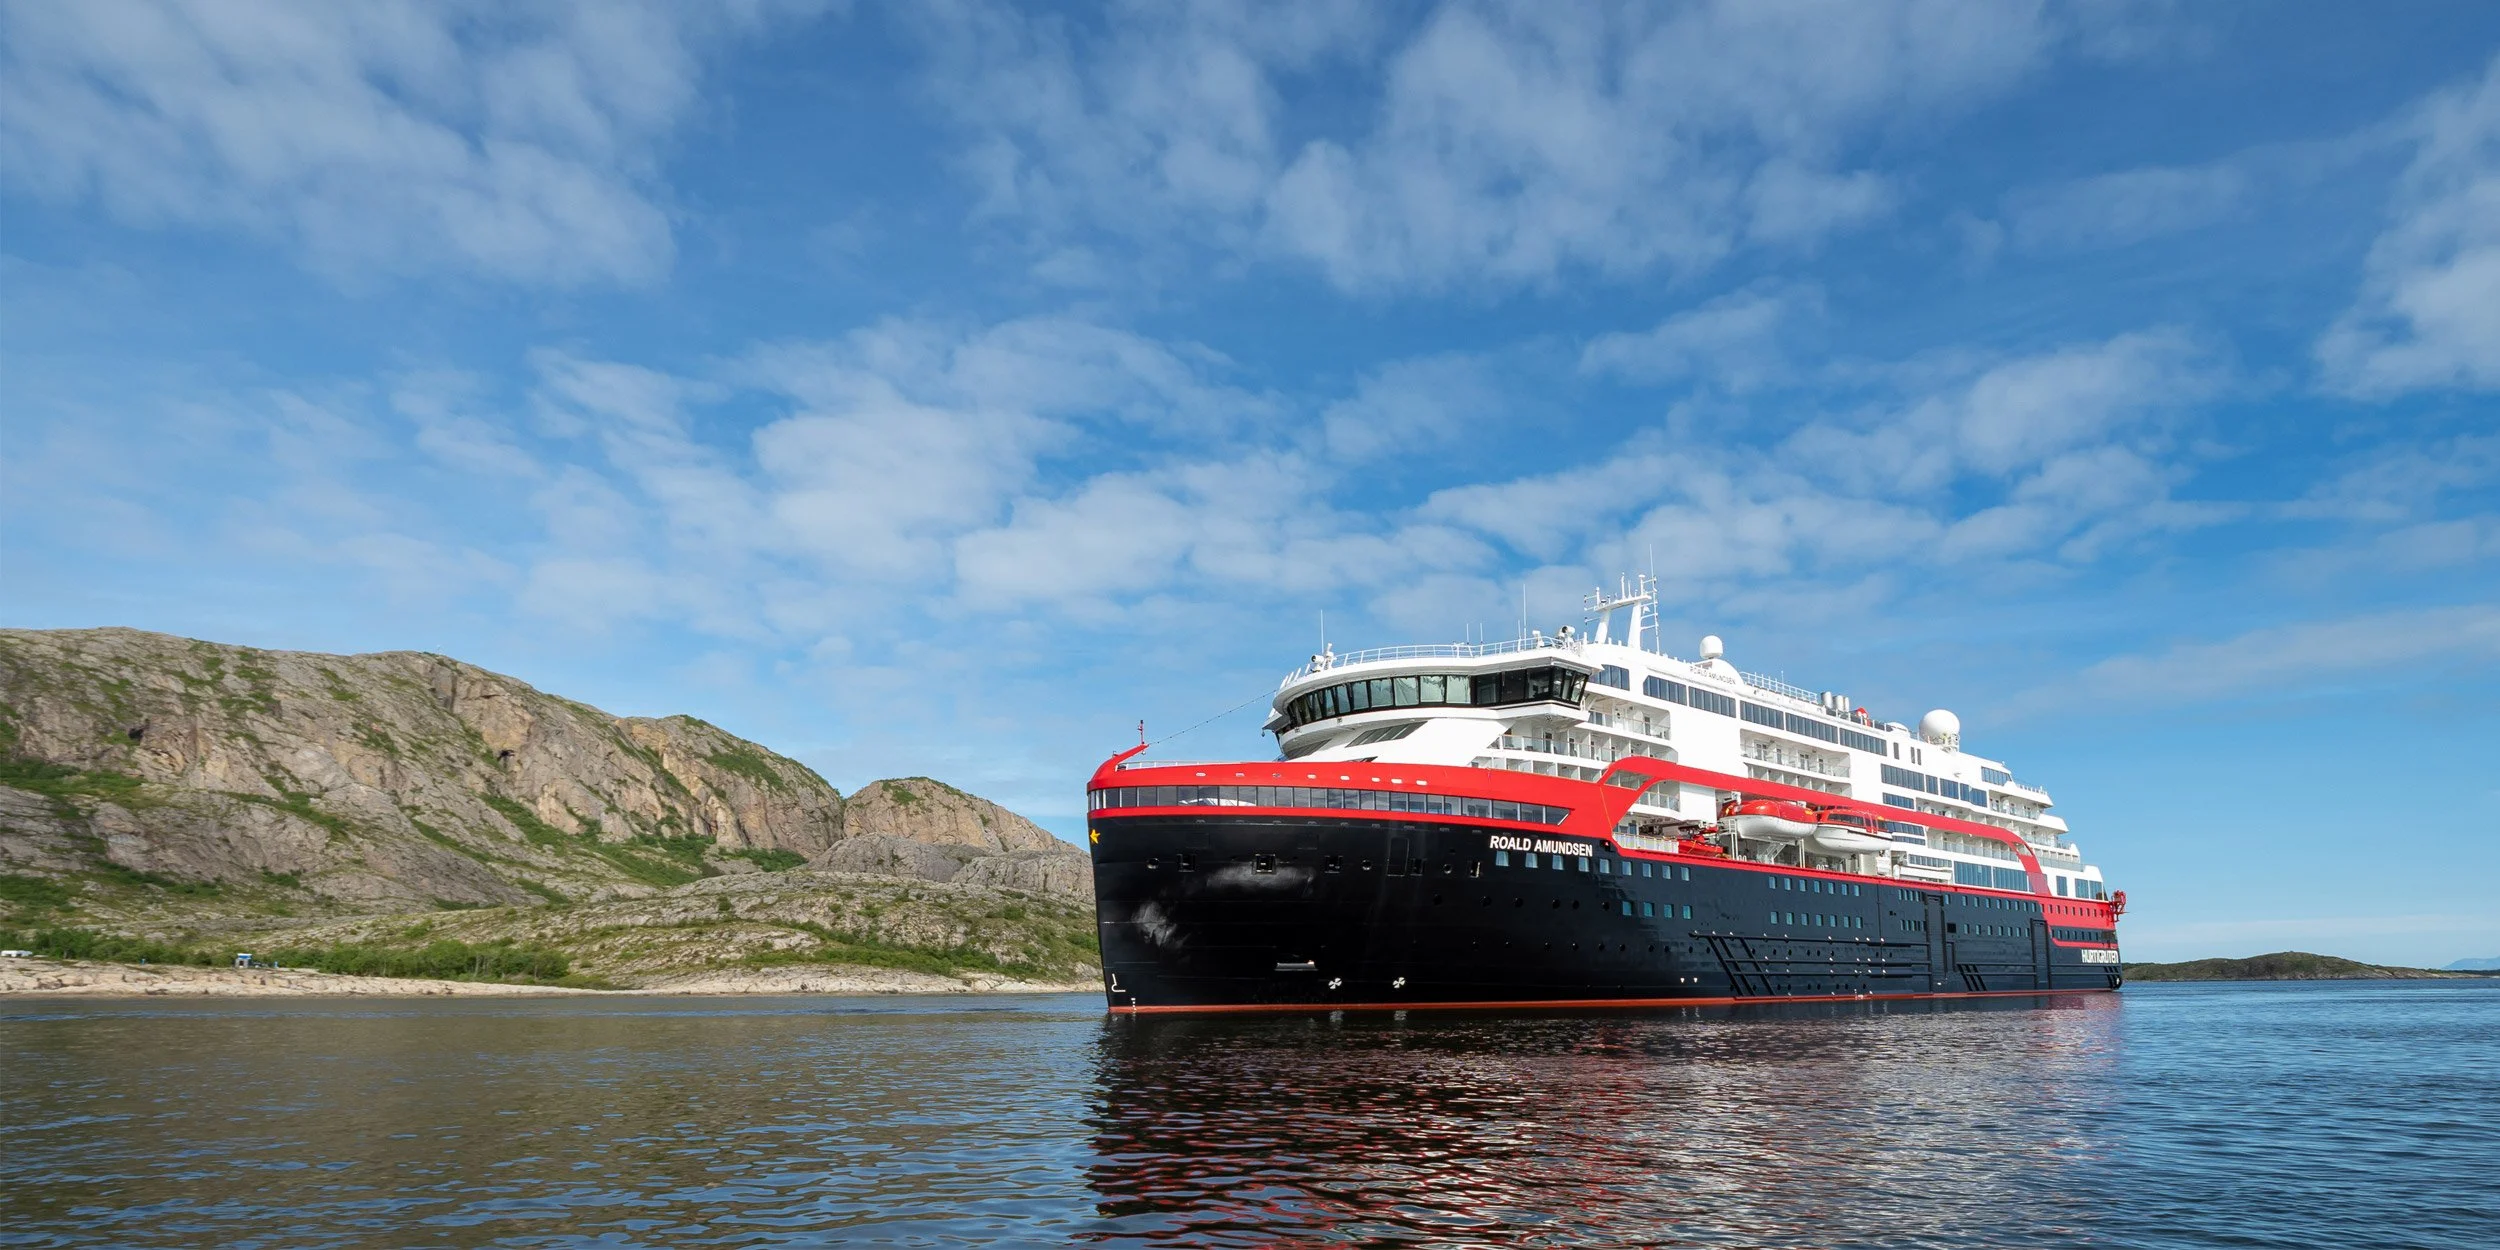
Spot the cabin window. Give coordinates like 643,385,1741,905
1598,859,1611,875
1551,855,1563,871
1494,850,1510,867
1577,856,1590,872
1523,853,1538,869
1639,862,1652,878
1681,905,1693,919
1595,665,1631,689
1642,902,1655,917
1621,901,1633,916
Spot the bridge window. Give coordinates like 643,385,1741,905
1594,665,1631,690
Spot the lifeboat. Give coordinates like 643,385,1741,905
1805,807,1894,856
1719,797,1815,842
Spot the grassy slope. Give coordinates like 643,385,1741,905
2122,951,2497,981
5,870,1100,988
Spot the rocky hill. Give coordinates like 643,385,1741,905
0,629,1092,938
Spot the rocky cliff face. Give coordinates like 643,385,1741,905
0,629,1089,919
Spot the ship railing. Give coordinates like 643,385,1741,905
1741,742,1849,778
1283,635,1577,683
1613,832,1682,854
1585,711,1672,742
1738,671,1822,704
1493,734,1623,763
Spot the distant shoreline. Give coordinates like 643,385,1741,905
2123,951,2500,982
0,958,1094,998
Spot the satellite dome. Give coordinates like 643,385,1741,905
1698,635,1724,660
1919,709,1961,747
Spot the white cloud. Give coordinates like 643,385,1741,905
2002,162,2247,251
0,0,813,286
2053,604,2500,706
1322,353,1503,460
1785,328,2224,495
1580,284,1816,392
912,0,2111,293
2318,51,2500,395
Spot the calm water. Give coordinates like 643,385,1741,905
2,982,2492,1248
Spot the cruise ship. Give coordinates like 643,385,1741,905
1086,577,2123,1013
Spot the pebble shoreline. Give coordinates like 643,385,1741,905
0,959,1094,998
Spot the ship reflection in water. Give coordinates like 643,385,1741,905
1083,996,2120,1246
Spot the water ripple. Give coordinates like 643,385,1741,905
0,983,2491,1247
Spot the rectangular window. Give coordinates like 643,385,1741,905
1993,866,2031,892
1641,901,1654,916
1419,674,1445,703
1577,856,1590,872
1982,767,2011,785
1595,664,1631,689
1392,676,1419,707
1643,675,1687,704
1639,862,1653,878
1523,853,1538,869
1551,855,1564,871
1494,850,1510,867
1741,701,1783,728
2055,876,2068,896
1955,861,1992,887
1679,867,1690,881
1621,901,1633,916
1838,727,1886,754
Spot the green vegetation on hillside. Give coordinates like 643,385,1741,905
2123,951,2494,981
0,926,585,985
729,847,808,872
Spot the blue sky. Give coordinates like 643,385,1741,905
3,1,2496,965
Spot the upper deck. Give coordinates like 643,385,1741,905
1219,578,2107,903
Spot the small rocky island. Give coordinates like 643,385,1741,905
0,628,1096,993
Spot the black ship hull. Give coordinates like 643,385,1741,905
1091,813,2122,1012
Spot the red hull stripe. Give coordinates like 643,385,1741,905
1093,749,2085,906
1107,986,2118,1016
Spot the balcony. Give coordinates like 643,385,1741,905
1494,734,1625,763
1585,711,1672,743
1741,740,1848,779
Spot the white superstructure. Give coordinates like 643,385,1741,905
1261,576,2112,903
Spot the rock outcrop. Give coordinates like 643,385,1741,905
0,628,1090,919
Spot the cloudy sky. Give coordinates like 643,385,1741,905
5,1,2496,964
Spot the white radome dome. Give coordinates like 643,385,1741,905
1919,709,1961,745
1698,635,1724,660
